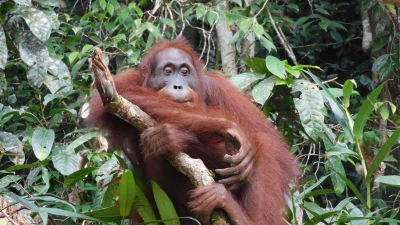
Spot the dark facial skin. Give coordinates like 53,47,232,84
148,48,199,103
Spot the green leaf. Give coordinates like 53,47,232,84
134,187,157,222
259,36,276,52
119,170,136,217
52,145,78,175
366,128,400,182
35,0,59,6
0,132,25,165
66,131,101,152
239,18,252,33
252,23,264,38
343,80,354,108
353,83,384,142
152,181,180,225
32,127,55,161
230,0,242,6
375,175,400,187
160,18,176,31
251,76,275,105
41,208,101,222
64,167,97,188
230,72,265,90
206,11,218,25
244,57,267,73
372,54,389,72
85,206,122,222
266,56,286,79
107,3,114,16
294,16,310,27
28,196,76,211
326,145,359,157
38,167,50,194
99,0,106,10
196,5,206,19
306,71,354,143
0,25,7,70
292,80,325,142
45,57,72,95
380,106,389,121
16,29,50,88
295,175,329,202
10,6,51,41
315,8,329,15
327,156,346,196
303,201,325,221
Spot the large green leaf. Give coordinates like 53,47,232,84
15,30,50,88
65,131,101,153
119,170,136,217
32,127,55,161
353,83,384,143
327,156,346,196
375,175,400,188
0,132,25,164
243,57,267,74
44,57,72,95
266,56,286,79
230,72,264,90
9,6,51,42
251,76,275,105
52,145,78,175
85,206,122,222
306,71,354,143
292,80,325,142
152,181,180,225
134,188,158,223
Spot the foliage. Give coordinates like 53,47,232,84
0,0,399,224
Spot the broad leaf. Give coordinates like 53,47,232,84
10,6,51,42
152,181,180,225
266,56,286,79
252,23,264,38
66,131,101,152
134,188,157,222
15,30,50,88
0,132,25,165
44,57,72,94
52,145,78,175
243,57,267,74
251,76,275,105
119,170,136,217
327,156,346,196
375,175,400,188
292,80,325,142
32,127,54,161
230,72,264,90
